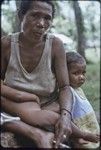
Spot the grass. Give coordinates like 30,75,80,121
82,62,100,112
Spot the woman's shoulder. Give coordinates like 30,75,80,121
1,32,19,49
51,34,64,46
1,32,19,57
1,35,12,60
1,35,11,49
48,33,65,59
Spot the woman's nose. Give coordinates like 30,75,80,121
37,18,45,28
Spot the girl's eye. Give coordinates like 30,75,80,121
73,72,78,75
83,71,86,75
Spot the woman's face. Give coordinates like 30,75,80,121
68,62,86,88
21,1,53,40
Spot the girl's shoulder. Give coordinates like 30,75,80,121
74,87,87,99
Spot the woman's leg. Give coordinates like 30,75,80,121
1,97,59,128
2,121,54,148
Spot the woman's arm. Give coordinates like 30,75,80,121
52,37,73,147
52,37,72,112
1,81,40,104
1,36,39,104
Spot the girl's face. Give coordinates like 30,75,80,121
68,62,86,88
21,1,53,40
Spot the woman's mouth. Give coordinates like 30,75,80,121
34,32,43,37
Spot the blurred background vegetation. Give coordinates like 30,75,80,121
1,0,100,112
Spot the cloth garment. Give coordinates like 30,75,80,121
70,87,100,149
1,112,20,125
4,32,58,106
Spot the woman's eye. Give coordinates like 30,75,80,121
32,15,37,18
45,16,51,21
30,13,38,19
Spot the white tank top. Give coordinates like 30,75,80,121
4,32,58,106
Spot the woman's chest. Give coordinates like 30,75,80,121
19,46,44,73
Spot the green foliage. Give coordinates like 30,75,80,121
82,62,100,112
53,16,76,38
85,48,100,63
1,1,16,33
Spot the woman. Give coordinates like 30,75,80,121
1,0,72,148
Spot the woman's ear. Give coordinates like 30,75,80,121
18,15,23,23
21,21,24,32
18,14,24,32
50,22,53,28
17,9,24,23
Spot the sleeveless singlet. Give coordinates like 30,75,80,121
4,32,58,106
70,87,100,148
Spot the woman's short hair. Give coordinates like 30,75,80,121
18,0,55,19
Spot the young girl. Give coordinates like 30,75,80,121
65,51,100,148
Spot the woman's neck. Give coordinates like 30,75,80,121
19,32,45,49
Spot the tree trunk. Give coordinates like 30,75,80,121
13,0,21,32
1,28,7,36
72,1,86,59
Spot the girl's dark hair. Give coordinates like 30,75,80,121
66,52,86,65
18,0,55,19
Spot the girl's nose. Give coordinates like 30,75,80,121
79,74,85,80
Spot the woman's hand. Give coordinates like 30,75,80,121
54,112,72,148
